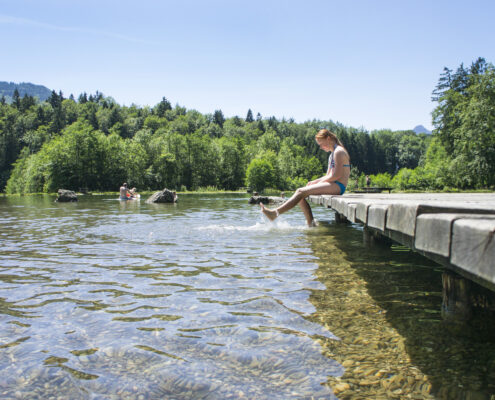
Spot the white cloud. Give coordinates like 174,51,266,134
0,14,157,45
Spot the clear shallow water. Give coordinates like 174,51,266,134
1,194,495,399
1,194,342,399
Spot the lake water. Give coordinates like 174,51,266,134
1,194,494,399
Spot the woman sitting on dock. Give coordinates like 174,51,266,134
261,129,351,226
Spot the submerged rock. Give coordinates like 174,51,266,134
267,196,286,205
248,196,270,205
146,188,178,204
56,189,78,202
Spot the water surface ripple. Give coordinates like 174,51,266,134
0,194,342,399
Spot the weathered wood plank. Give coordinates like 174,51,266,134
451,219,495,285
415,214,459,257
387,200,495,237
308,195,323,206
346,203,357,222
415,213,495,258
355,201,371,224
367,204,390,231
331,197,347,215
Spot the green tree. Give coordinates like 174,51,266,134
100,133,127,189
451,66,495,187
256,130,280,153
213,109,225,129
7,121,108,192
245,109,254,123
397,134,426,170
186,133,220,189
217,137,246,190
21,125,51,154
155,97,172,117
62,99,78,125
78,92,88,103
0,107,22,188
245,158,275,192
123,139,148,188
20,94,36,112
431,58,495,188
12,89,21,109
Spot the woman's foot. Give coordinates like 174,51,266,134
308,219,318,227
260,203,278,221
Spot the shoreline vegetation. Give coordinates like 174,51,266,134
1,58,494,195
0,189,253,197
2,187,494,199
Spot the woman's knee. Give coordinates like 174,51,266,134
296,187,311,198
294,188,307,199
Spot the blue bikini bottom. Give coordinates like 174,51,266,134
335,180,346,195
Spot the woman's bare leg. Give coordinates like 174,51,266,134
260,182,342,223
298,198,315,226
260,190,304,221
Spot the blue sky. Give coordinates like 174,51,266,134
1,0,494,131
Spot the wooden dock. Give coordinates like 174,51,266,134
308,193,495,292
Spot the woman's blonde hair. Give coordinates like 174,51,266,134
316,129,350,160
316,129,343,147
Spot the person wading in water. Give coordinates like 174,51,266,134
120,183,131,200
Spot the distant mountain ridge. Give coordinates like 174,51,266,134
0,81,52,103
413,125,432,134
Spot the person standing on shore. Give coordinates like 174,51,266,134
260,129,351,226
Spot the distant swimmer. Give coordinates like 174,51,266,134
130,187,139,198
261,129,351,226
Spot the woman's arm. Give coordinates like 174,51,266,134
307,172,332,186
307,177,323,186
319,149,346,183
307,154,334,185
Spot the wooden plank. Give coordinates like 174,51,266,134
451,219,495,285
415,213,456,257
308,195,322,205
335,198,358,222
346,203,357,222
386,202,424,236
355,201,371,223
355,199,401,224
367,204,390,232
387,200,495,237
415,213,495,258
331,197,347,215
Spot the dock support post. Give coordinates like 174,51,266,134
363,227,393,247
441,271,472,322
334,212,348,224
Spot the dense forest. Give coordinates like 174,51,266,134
1,57,493,194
